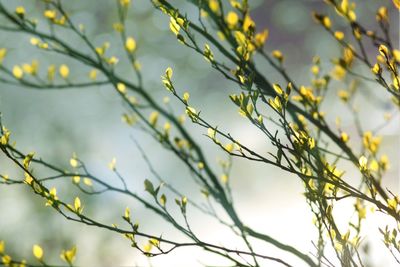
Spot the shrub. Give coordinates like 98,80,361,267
0,0,399,266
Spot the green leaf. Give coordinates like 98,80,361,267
144,179,154,194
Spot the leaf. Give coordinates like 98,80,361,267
144,179,154,194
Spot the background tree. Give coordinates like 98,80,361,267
0,0,399,266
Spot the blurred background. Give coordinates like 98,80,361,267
0,0,398,266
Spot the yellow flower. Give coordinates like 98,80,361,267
207,128,216,140
308,138,316,149
15,6,25,16
44,10,56,20
337,90,349,102
393,0,400,10
255,29,269,47
185,106,198,120
209,0,219,13
2,255,11,265
204,44,214,62
311,65,319,75
143,242,152,253
393,49,400,63
388,198,398,210
169,17,181,36
60,246,77,264
22,60,39,75
378,44,389,58
331,65,346,80
108,56,119,65
269,96,282,112
369,159,379,172
358,156,368,171
243,15,255,32
226,12,239,28
225,143,234,153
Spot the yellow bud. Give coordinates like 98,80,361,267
169,17,181,36
272,50,283,62
207,128,216,140
273,84,283,95
359,156,368,171
379,44,389,58
393,49,400,63
340,132,349,143
70,156,78,168
12,65,23,79
372,63,382,75
15,6,25,16
197,162,204,169
226,12,239,28
44,10,56,20
165,67,173,80
183,92,190,103
149,111,159,126
0,48,6,63
120,0,131,7
33,245,44,260
59,64,69,79
334,31,344,40
125,37,137,53
72,175,80,184
322,16,331,29
388,198,398,210
221,174,228,183
74,197,82,213
117,83,127,94
89,69,97,80
124,207,130,219
83,178,92,186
